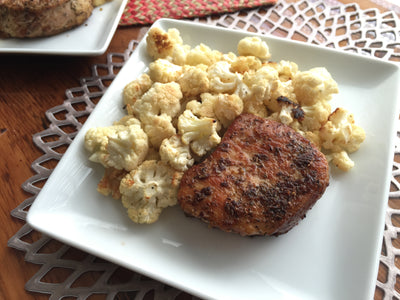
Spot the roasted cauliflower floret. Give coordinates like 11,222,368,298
133,82,182,122
320,107,366,154
269,96,304,126
159,135,194,171
148,59,182,83
326,151,355,172
186,93,243,127
177,109,221,156
239,65,278,117
186,96,215,119
271,60,299,81
230,55,262,74
186,43,223,66
120,160,182,224
234,80,252,102
170,43,191,66
235,80,269,118
143,114,176,149
241,94,269,118
300,100,331,131
237,36,271,61
123,74,153,115
84,117,148,171
267,79,297,113
203,93,243,127
146,27,183,60
97,167,128,200
293,67,339,106
243,65,279,102
221,52,238,63
208,61,241,94
177,64,209,98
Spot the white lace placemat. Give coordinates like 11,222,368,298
8,0,400,299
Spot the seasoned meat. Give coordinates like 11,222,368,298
0,0,94,38
178,113,329,236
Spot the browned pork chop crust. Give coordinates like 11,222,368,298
0,0,93,38
178,113,330,236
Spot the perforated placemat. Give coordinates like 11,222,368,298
8,0,400,299
119,0,277,25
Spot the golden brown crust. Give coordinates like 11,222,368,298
178,114,330,236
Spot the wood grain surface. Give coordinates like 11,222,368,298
0,0,398,299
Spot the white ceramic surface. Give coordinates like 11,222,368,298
27,19,400,300
0,0,128,56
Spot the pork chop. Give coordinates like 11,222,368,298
0,0,94,38
178,113,330,236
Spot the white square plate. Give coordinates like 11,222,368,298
27,19,400,299
0,0,128,56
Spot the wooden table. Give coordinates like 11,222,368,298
1,0,398,299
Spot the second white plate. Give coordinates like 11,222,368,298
0,0,128,56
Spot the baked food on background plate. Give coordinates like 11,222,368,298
0,0,112,38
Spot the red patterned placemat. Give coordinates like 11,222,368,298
119,0,277,25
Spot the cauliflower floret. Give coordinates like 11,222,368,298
204,93,243,127
170,43,191,66
187,93,243,127
239,65,279,117
123,74,153,113
84,117,148,171
112,115,138,126
120,160,182,224
160,135,194,171
300,100,331,131
133,82,182,122
242,95,269,118
326,151,355,172
243,65,279,102
230,56,262,74
186,43,223,66
269,96,304,126
208,61,241,94
186,97,215,119
320,108,366,153
177,64,209,98
148,59,182,83
293,67,339,106
221,52,238,63
84,126,115,153
97,167,128,200
178,109,221,156
146,27,183,60
237,36,271,61
267,79,297,113
271,60,299,81
143,114,176,149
